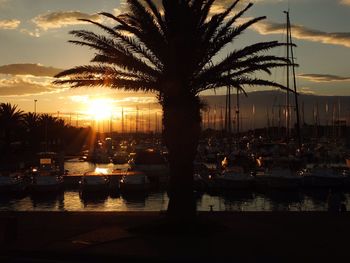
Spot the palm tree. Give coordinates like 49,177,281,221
22,112,41,152
54,0,292,217
0,103,24,146
0,103,24,169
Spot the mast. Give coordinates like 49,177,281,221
236,88,240,135
225,86,232,134
285,10,302,148
285,10,290,140
121,107,124,134
148,103,151,133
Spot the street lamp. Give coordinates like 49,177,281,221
34,99,37,114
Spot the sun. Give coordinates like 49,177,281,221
86,98,114,121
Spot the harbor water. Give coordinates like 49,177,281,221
0,159,349,212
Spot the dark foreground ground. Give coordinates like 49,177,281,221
1,211,350,262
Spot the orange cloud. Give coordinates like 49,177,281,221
32,11,101,30
0,19,20,29
0,75,68,96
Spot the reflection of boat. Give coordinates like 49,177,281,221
120,170,150,192
30,152,64,193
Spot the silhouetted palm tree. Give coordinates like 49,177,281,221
0,103,24,169
55,0,292,217
0,103,24,146
23,112,41,152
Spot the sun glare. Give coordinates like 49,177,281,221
86,98,114,121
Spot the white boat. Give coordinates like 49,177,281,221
30,152,64,193
301,165,344,188
0,173,26,194
128,149,169,185
119,170,150,192
214,167,254,190
30,175,63,193
255,167,302,190
79,174,110,193
112,151,129,164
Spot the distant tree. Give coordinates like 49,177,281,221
54,0,292,218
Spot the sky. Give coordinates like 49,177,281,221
0,0,349,122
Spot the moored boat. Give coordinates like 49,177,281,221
30,175,63,193
255,167,302,190
119,170,150,192
301,165,345,188
214,166,254,191
128,148,169,186
0,173,27,194
79,174,110,193
29,152,64,193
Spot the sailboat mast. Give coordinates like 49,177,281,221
285,11,290,140
285,10,302,148
236,88,240,135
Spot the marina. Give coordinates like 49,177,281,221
0,154,349,212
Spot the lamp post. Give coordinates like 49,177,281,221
34,99,37,114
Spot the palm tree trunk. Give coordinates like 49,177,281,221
162,95,201,218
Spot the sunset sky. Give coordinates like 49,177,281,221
0,0,349,124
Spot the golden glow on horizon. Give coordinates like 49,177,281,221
85,98,114,121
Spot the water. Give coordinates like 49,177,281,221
1,189,349,212
0,160,348,212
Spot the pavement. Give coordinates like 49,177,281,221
1,211,350,262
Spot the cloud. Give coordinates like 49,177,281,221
20,28,40,37
0,74,68,97
32,11,101,30
0,63,64,77
299,86,315,95
246,18,350,48
0,19,20,29
299,73,350,82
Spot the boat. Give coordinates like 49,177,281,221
29,152,64,193
214,166,254,191
112,151,129,164
128,148,169,186
79,171,110,194
255,167,302,190
300,164,345,188
87,140,111,163
119,170,150,192
0,173,26,194
30,175,64,193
